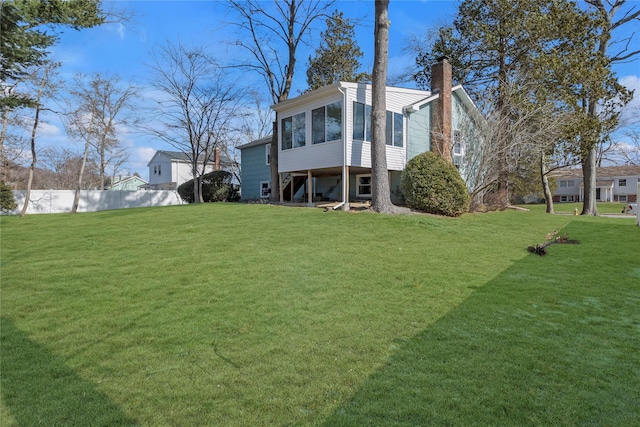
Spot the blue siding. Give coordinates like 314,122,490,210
241,144,271,200
407,104,431,162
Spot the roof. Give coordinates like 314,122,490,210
148,149,236,168
238,136,272,150
154,150,214,163
271,81,432,112
553,165,640,179
112,175,148,185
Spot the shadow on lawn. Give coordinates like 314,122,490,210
322,220,640,426
0,317,138,426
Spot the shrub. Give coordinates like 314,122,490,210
0,181,17,213
401,152,470,217
178,170,240,204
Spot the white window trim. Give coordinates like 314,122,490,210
260,181,270,198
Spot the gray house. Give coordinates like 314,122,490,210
239,58,483,206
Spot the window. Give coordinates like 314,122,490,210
567,180,574,187
281,112,306,150
452,129,465,168
356,174,372,198
353,102,402,146
619,195,627,202
265,144,270,165
260,181,270,198
619,179,627,187
352,102,371,141
157,164,161,176
384,111,404,147
312,101,342,144
560,180,567,188
153,165,157,175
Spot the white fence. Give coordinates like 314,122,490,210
8,190,184,215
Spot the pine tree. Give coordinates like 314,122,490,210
306,10,368,91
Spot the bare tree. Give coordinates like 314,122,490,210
228,0,335,202
40,147,100,190
460,80,577,213
20,63,59,216
63,73,136,211
146,42,245,203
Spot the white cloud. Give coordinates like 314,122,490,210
134,146,157,165
36,121,62,137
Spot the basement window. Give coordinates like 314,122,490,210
356,174,372,198
260,181,270,198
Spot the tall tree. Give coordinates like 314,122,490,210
412,0,622,210
578,0,638,215
370,0,396,214
147,42,245,203
0,0,107,110
306,10,368,90
228,0,335,202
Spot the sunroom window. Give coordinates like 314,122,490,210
354,102,402,146
282,112,306,150
312,101,342,144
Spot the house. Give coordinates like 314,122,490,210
146,149,237,190
239,58,483,206
553,165,640,203
107,175,148,191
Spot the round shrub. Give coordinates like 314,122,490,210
401,151,470,217
178,170,240,203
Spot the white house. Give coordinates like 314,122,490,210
553,165,640,203
239,58,483,206
146,149,235,190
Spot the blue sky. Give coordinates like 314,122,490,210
42,0,640,179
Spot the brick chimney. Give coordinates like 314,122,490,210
430,56,453,163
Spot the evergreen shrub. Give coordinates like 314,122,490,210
401,151,470,217
178,171,240,204
0,181,17,213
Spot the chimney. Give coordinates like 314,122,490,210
214,147,221,171
430,56,453,163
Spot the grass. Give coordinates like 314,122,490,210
524,201,634,215
1,204,639,426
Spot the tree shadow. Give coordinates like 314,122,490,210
321,221,640,426
1,317,138,426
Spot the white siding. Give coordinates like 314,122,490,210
280,141,344,172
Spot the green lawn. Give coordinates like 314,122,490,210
524,201,634,215
1,204,639,426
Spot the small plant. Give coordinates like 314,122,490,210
528,230,579,255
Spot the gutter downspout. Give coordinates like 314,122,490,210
334,83,349,211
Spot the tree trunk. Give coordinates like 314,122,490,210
20,107,40,217
72,141,91,213
269,120,279,202
581,145,598,215
540,153,554,214
370,0,394,213
22,68,50,216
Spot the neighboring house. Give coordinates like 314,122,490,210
239,58,483,205
146,149,237,190
107,175,148,190
552,165,640,203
